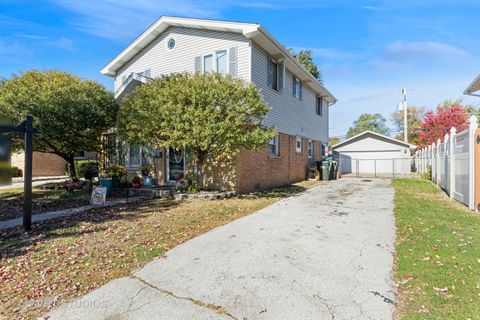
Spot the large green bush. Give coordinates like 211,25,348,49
75,160,99,179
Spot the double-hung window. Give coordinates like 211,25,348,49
129,145,141,168
267,57,284,91
308,140,314,158
316,97,323,116
293,77,302,99
202,51,228,75
203,54,213,73
268,134,279,156
296,136,302,153
216,50,228,76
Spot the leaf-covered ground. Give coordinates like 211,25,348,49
0,188,89,221
0,180,320,319
393,178,480,319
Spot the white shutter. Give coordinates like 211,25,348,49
228,47,237,77
194,56,202,74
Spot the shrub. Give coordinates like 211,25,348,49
11,166,23,178
132,176,141,184
141,165,153,177
422,165,432,180
107,164,128,178
74,160,98,179
79,161,99,181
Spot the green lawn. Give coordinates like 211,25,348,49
0,180,321,320
393,178,480,319
0,187,89,221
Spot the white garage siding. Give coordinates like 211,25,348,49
333,132,414,175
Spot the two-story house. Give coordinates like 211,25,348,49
101,16,337,193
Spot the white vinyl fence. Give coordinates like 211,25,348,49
414,115,477,210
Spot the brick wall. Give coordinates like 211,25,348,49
235,132,323,193
11,152,67,177
33,152,67,176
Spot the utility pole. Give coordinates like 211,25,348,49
402,88,408,143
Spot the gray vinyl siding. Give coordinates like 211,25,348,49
114,27,251,90
251,42,328,144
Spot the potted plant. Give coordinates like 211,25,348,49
107,164,128,188
132,176,142,188
141,165,154,186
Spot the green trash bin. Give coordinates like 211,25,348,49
321,164,329,181
331,161,338,180
99,178,113,197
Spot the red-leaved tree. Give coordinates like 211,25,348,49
418,102,469,147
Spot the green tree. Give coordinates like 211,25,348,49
328,136,341,146
347,113,389,137
290,49,322,83
0,70,117,178
391,106,427,145
118,73,274,187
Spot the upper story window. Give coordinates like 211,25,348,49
267,57,284,91
268,133,279,157
216,50,228,76
293,76,302,99
167,37,176,50
195,47,237,77
316,97,323,116
308,140,314,158
296,136,302,153
203,54,213,73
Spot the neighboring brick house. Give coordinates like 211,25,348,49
101,16,337,193
11,152,66,177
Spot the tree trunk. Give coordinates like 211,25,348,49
67,155,77,180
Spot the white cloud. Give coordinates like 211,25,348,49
50,0,220,39
48,0,333,39
371,41,468,70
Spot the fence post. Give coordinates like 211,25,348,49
427,144,434,181
449,127,456,198
437,139,442,186
468,115,477,210
444,133,449,190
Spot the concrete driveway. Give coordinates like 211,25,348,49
46,178,396,320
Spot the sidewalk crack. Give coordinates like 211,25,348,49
313,294,336,319
130,275,239,320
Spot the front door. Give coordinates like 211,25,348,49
167,148,185,183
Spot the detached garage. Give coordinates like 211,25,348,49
332,131,416,176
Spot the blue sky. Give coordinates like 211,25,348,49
1,0,479,138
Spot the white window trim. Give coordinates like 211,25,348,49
268,133,280,157
294,77,302,99
201,48,229,75
296,136,302,153
166,36,177,51
308,139,314,158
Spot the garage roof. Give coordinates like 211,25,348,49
332,131,417,150
464,73,480,95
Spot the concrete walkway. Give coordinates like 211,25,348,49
45,178,396,320
0,176,68,190
0,197,140,230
